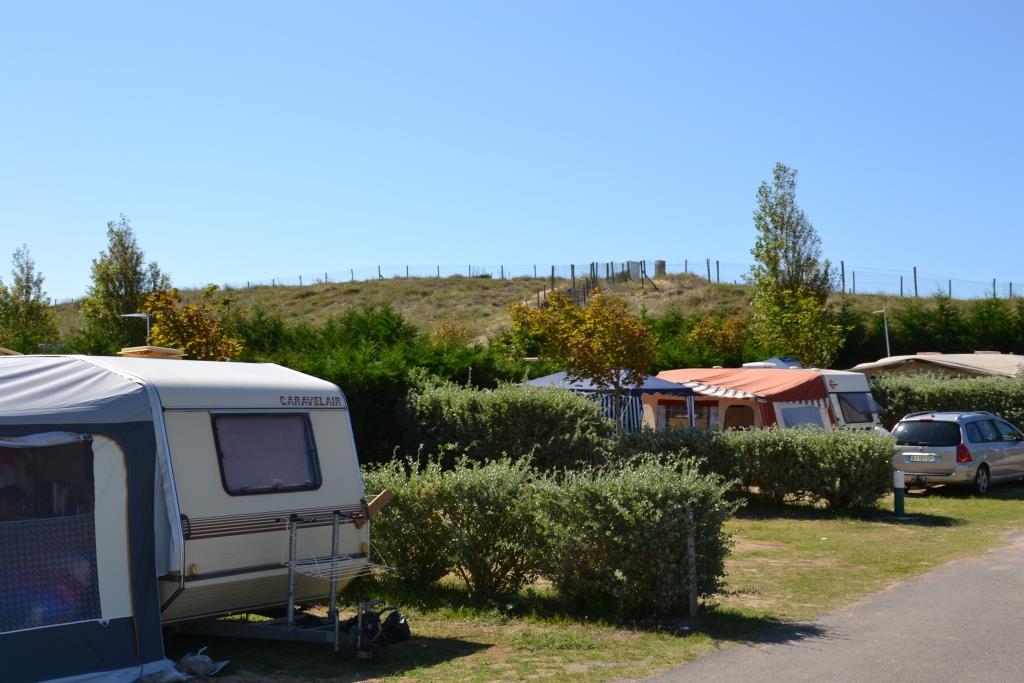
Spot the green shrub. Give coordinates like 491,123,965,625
399,381,615,469
364,457,544,599
442,458,544,599
536,458,738,617
871,374,1024,429
363,459,453,586
615,427,894,508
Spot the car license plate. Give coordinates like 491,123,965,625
909,454,936,463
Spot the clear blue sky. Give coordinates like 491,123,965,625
1,1,1021,300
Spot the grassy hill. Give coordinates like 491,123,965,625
53,272,901,342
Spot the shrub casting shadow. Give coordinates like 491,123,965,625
164,630,488,680
733,495,962,528
695,608,828,647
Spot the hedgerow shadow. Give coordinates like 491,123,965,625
731,493,962,527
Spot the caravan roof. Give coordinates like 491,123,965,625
0,355,346,414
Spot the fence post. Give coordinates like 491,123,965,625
993,278,997,298
350,269,354,282
550,265,555,290
272,278,275,287
437,265,440,278
534,264,537,279
571,264,576,291
840,261,845,293
706,258,711,282
716,260,720,284
900,275,903,297
325,272,329,283
1011,282,1015,299
299,275,302,286
687,508,698,620
948,279,952,298
501,265,504,279
852,271,856,295
913,266,918,297
406,266,409,278
685,259,688,274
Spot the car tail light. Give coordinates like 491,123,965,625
956,443,973,463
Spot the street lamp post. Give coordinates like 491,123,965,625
120,313,152,341
873,304,891,357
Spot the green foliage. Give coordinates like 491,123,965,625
441,458,545,599
748,163,843,367
870,374,1024,429
362,457,738,613
614,427,894,509
364,458,544,599
536,457,738,617
0,245,58,353
142,286,242,360
80,215,170,351
510,290,656,398
363,459,454,586
228,305,541,461
399,381,615,469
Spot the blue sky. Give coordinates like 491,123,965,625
1,1,1021,300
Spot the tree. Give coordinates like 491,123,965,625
81,215,170,350
141,286,242,360
0,245,59,353
750,162,834,300
510,290,656,399
748,163,844,367
687,315,748,367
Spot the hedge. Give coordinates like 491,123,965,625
363,457,736,614
398,381,615,469
536,457,738,617
614,427,895,508
871,374,1024,429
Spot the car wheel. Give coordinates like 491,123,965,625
973,466,990,495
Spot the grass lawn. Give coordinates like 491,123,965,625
165,483,1024,682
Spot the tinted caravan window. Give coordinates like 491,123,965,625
212,414,321,495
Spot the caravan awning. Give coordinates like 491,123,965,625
656,368,828,402
527,371,693,395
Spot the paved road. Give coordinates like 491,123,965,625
651,533,1024,682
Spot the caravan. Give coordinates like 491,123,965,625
0,355,374,683
644,367,882,431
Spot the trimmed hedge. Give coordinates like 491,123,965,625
363,458,737,614
615,427,895,508
871,374,1024,429
537,457,738,617
364,458,543,598
399,381,615,469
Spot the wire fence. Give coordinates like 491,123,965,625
193,258,1022,301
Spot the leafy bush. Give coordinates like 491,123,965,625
363,459,453,586
364,458,544,599
399,381,615,469
441,458,544,599
871,374,1024,429
536,458,738,617
614,427,894,508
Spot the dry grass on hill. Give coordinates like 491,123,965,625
51,272,920,342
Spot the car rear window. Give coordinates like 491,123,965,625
893,420,961,447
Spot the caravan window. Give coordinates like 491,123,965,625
212,414,322,495
779,405,826,428
836,392,879,424
0,435,101,633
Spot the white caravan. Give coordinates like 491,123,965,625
0,355,376,683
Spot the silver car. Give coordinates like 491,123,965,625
891,411,1024,494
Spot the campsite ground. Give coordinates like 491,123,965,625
164,482,1024,682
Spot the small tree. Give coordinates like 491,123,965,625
142,286,242,360
510,290,656,400
0,245,59,353
81,215,170,350
748,163,843,367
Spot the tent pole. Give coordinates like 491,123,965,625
687,395,696,429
